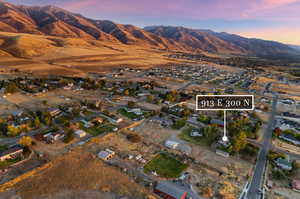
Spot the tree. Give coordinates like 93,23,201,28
146,95,154,103
98,79,106,88
124,89,130,96
273,127,282,136
182,108,191,118
217,110,224,119
126,133,141,143
232,131,247,153
42,100,48,105
63,129,74,143
202,187,213,198
127,101,136,108
198,114,211,124
204,125,219,144
7,125,21,137
19,136,33,147
4,82,18,94
34,117,41,128
0,121,8,135
172,119,186,129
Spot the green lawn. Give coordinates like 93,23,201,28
118,108,139,120
0,157,22,169
55,114,73,124
85,124,116,136
0,145,8,153
178,126,209,146
144,153,188,178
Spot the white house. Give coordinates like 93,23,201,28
165,140,179,149
98,149,115,161
74,130,87,138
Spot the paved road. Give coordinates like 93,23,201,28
0,128,47,146
246,94,278,199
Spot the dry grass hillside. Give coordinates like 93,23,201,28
0,148,156,199
0,31,182,76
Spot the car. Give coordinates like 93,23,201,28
257,189,263,195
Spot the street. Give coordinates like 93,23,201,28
246,94,278,199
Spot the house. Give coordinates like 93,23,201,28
190,130,203,137
44,131,65,143
126,108,143,116
93,117,104,124
216,149,230,158
279,133,300,146
154,181,205,199
98,112,123,124
48,108,61,117
0,146,23,161
98,149,115,161
80,119,94,128
165,140,179,150
12,110,24,117
210,119,224,127
292,179,300,192
74,130,87,138
275,158,292,171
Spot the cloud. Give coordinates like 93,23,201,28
63,0,97,11
242,0,300,17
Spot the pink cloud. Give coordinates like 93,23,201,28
63,0,97,11
60,0,300,22
242,0,300,17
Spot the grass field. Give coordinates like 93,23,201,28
144,153,188,178
0,157,22,169
118,108,139,120
178,126,209,146
86,124,116,136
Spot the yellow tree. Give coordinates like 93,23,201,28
202,187,214,198
19,136,33,147
7,125,20,136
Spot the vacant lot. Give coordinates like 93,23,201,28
144,153,188,178
0,148,155,199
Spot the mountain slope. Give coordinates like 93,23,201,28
0,1,298,57
0,1,183,51
144,26,299,56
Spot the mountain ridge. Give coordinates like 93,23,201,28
0,1,298,57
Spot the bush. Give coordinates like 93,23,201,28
198,114,211,124
172,119,186,129
127,133,141,143
63,129,74,143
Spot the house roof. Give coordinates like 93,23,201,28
210,119,224,126
276,158,292,167
98,151,110,159
281,133,300,143
0,145,23,157
155,181,205,199
293,179,300,190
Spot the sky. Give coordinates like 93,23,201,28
6,0,300,45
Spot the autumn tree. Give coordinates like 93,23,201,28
202,187,213,198
127,101,136,108
19,136,33,147
232,131,247,153
34,117,41,128
7,125,21,137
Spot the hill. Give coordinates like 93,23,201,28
0,1,298,57
144,26,299,56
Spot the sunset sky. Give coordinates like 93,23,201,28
7,0,300,45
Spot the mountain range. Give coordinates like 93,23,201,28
0,1,299,57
